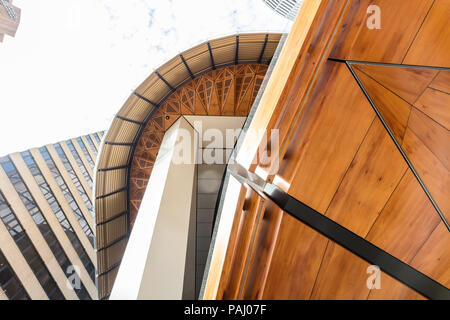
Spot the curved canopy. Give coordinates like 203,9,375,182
94,32,283,299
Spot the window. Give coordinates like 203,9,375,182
75,138,95,168
93,133,101,144
84,135,98,154
0,157,91,300
63,141,93,187
21,151,96,282
52,144,93,214
0,251,29,300
0,190,63,300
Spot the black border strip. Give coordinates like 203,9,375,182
124,60,273,231
344,61,450,231
133,92,158,107
180,54,195,80
115,115,145,126
96,210,128,226
235,35,239,65
262,183,450,300
104,141,134,147
97,165,130,172
97,262,121,277
155,71,175,92
207,42,216,70
329,57,450,71
97,234,128,253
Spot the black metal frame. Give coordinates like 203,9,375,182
96,210,128,227
133,92,157,107
96,234,128,253
97,164,129,172
155,71,176,92
235,36,239,65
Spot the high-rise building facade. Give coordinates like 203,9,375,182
262,0,302,21
0,0,20,43
0,132,104,300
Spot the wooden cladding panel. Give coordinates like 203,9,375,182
408,108,449,170
246,0,352,176
97,238,128,275
212,179,444,299
95,168,128,197
310,242,371,299
97,265,119,300
221,189,265,300
276,61,375,213
193,0,450,300
354,64,437,105
324,119,408,237
402,129,450,221
353,67,411,143
129,65,267,229
354,63,450,223
117,94,154,123
403,0,450,67
366,170,441,264
407,223,450,289
231,59,447,298
240,200,283,300
262,213,329,299
429,70,450,93
414,87,450,131
95,191,127,225
330,0,435,63
215,186,248,299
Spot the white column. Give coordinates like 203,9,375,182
110,117,197,300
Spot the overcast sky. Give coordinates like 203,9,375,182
0,0,291,156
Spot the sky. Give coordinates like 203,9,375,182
0,0,292,156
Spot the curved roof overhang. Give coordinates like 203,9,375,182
93,32,283,299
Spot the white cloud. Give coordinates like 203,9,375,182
0,0,291,156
